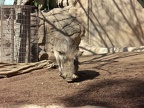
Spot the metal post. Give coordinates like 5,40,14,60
10,8,15,63
0,7,3,62
26,6,31,63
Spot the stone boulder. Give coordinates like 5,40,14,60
37,6,85,59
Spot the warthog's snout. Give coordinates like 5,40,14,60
61,73,78,82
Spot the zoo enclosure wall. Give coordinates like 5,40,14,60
0,5,38,63
87,0,144,48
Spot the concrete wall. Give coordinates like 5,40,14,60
79,0,144,55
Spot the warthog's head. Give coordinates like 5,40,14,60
54,35,79,82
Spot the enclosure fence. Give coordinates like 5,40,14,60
0,5,38,63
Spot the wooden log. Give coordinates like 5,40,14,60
0,60,55,78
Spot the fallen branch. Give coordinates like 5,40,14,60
0,60,55,78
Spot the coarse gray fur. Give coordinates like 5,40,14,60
53,32,79,82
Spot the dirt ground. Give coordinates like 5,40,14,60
0,52,144,108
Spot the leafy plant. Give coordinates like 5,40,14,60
33,0,45,9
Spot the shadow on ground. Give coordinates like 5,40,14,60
80,52,144,65
59,79,144,108
74,70,100,82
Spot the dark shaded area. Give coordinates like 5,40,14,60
60,79,144,108
74,70,100,82
138,0,144,8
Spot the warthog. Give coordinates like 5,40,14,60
53,33,79,82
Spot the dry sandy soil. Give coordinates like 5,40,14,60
0,52,144,108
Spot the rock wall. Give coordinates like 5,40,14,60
37,6,85,58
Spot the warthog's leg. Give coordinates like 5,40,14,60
54,50,63,76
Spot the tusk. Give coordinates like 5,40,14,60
72,74,78,79
61,73,66,78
